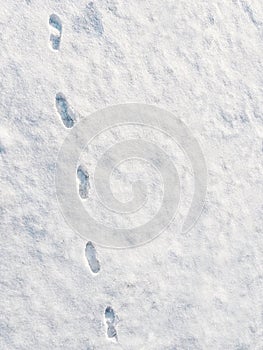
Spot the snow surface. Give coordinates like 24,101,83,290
0,0,263,349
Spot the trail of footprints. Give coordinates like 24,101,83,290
50,11,118,343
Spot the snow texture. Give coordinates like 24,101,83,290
0,0,262,349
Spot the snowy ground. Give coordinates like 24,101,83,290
0,0,262,349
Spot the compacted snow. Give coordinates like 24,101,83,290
0,0,262,349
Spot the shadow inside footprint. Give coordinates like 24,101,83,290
85,241,100,274
105,306,115,323
107,325,117,339
49,14,62,50
77,165,90,199
55,93,76,128
105,306,118,340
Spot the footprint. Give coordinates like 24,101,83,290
55,93,76,128
104,306,118,340
107,325,117,339
77,165,90,199
49,14,62,50
85,241,100,274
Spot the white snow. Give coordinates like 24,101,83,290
0,0,262,349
